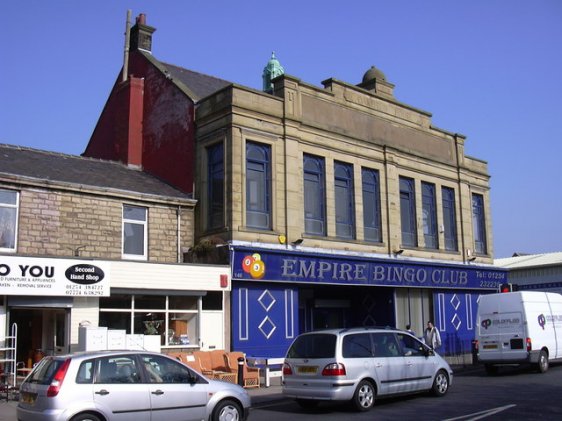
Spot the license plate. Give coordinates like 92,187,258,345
483,344,497,349
21,392,36,405
297,366,317,374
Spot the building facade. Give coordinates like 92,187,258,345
0,145,231,367
495,252,562,294
84,14,506,360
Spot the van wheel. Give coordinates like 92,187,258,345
484,364,498,375
431,370,449,396
537,350,549,373
351,380,375,411
70,414,102,421
296,399,319,410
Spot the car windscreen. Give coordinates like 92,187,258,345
286,334,337,358
25,357,65,385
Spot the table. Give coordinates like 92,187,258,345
246,357,285,387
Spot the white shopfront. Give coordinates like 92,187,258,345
1,255,230,366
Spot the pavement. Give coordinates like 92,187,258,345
0,364,479,420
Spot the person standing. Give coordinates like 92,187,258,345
424,321,442,350
405,324,416,337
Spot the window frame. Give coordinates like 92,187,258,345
207,142,224,230
122,204,148,260
472,193,488,255
399,177,417,247
421,182,438,249
0,189,19,252
245,141,272,230
303,154,326,236
334,161,355,239
441,187,458,251
362,168,382,243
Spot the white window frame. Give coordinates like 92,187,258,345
122,204,148,260
0,189,19,253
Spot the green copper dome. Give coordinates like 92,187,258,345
262,52,285,93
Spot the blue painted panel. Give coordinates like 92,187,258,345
433,291,482,356
232,283,298,358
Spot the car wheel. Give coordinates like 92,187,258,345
484,364,498,375
212,399,243,421
351,380,375,411
537,350,549,373
431,370,449,396
296,399,319,410
70,413,102,421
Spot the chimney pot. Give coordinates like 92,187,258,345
137,13,146,25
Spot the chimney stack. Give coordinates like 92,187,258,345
130,13,156,53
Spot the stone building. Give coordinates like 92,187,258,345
0,144,230,365
84,14,506,358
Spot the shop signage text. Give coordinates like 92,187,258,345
0,256,110,296
232,249,506,290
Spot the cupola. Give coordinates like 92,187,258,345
262,52,285,93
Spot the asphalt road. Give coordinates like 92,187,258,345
250,364,562,420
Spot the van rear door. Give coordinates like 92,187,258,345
478,310,526,361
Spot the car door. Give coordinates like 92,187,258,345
140,354,208,421
92,355,151,421
396,333,435,391
371,332,409,395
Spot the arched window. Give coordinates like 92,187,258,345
246,142,271,229
304,154,326,236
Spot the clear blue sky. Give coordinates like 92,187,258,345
1,1,561,258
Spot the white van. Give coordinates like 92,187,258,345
476,291,562,374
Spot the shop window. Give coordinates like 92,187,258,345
472,193,487,255
203,291,223,310
246,141,271,230
304,154,326,236
442,187,458,251
422,182,438,249
399,177,417,247
334,161,355,239
207,142,224,230
99,294,205,348
362,168,382,242
0,189,18,251
122,205,147,260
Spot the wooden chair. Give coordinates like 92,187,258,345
193,351,236,383
225,352,260,388
166,352,200,372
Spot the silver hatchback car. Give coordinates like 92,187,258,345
17,350,251,421
282,327,453,411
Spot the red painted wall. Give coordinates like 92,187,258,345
84,51,195,194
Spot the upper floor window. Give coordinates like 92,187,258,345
123,205,147,260
442,187,458,251
246,142,271,230
334,161,355,239
304,154,326,236
399,177,417,247
0,189,18,251
207,142,224,230
362,168,382,243
422,182,438,249
472,193,487,255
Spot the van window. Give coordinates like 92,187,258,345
373,332,401,357
342,334,373,358
287,333,336,358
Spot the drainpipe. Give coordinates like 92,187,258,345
122,10,131,83
454,134,467,263
177,206,182,263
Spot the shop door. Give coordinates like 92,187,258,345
10,308,70,364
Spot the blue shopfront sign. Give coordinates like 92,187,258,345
232,248,506,290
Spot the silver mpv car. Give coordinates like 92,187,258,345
17,350,251,421
282,327,453,411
